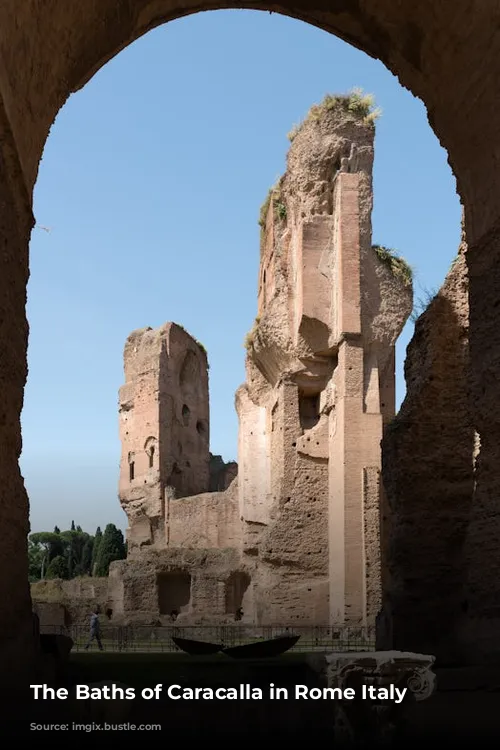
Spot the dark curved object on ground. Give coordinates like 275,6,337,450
222,634,300,659
172,636,223,655
40,633,74,658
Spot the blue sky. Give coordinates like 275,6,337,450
22,10,461,535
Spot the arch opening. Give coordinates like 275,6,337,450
11,4,472,680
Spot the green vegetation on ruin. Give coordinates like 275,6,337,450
258,182,287,238
410,287,439,323
372,244,413,287
287,88,381,142
244,316,260,350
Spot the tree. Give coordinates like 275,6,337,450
45,554,69,579
61,528,90,578
28,539,44,582
30,531,64,578
80,538,93,575
91,526,102,575
28,523,124,581
94,524,126,576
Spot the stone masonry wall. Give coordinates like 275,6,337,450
31,576,110,627
168,481,240,549
381,240,473,662
238,100,412,626
111,97,411,630
119,323,210,550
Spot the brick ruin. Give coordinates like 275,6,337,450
4,0,500,690
108,98,413,626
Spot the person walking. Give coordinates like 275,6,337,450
84,609,104,651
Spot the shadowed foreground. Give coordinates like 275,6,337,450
5,653,500,743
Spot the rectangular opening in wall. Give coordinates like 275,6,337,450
157,571,191,615
298,390,320,431
129,462,135,481
225,572,251,616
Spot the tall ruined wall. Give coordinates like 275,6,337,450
112,94,412,629
168,480,240,549
119,323,210,551
238,97,412,626
381,239,473,661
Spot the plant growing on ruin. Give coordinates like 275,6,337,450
258,183,287,238
243,316,260,350
372,244,413,287
288,88,382,142
259,189,273,230
410,287,438,323
275,201,287,221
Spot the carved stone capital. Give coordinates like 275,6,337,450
325,650,436,698
316,650,437,745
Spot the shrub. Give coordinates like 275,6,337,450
372,244,413,287
258,184,287,236
288,88,381,142
243,316,260,351
410,287,438,323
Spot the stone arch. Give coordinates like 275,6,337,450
128,451,135,481
5,2,496,232
2,0,500,684
144,436,157,468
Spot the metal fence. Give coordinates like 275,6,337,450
41,624,375,653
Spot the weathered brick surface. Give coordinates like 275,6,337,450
381,243,474,662
1,0,500,671
111,105,410,628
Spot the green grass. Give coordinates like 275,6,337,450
288,88,381,141
258,184,286,238
372,244,413,287
243,315,261,351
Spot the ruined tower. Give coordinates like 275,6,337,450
236,93,412,627
110,92,412,628
118,323,210,549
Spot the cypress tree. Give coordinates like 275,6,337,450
91,526,103,575
81,538,93,575
94,524,126,576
